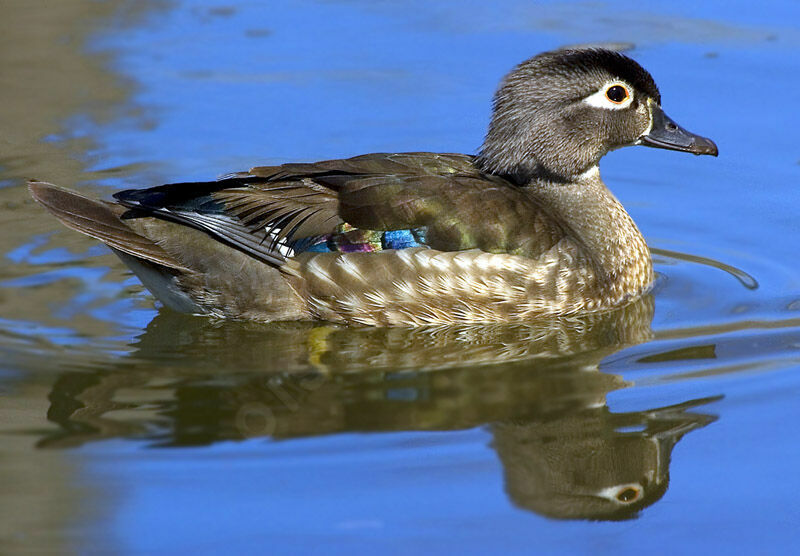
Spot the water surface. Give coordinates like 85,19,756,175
1,0,799,553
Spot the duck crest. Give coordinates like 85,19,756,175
28,47,715,325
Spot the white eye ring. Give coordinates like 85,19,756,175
597,483,644,504
583,81,634,110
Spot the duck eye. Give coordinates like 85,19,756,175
616,486,641,503
605,85,629,104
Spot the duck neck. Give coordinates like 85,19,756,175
528,167,653,293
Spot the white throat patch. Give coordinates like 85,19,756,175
577,165,600,181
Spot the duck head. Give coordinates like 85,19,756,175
476,48,718,183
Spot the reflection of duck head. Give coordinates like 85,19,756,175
493,396,718,521
40,295,718,520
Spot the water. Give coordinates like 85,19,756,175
1,0,799,552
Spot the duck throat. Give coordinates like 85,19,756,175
476,150,577,185
529,171,653,296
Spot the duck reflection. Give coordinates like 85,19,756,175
492,396,716,520
42,295,719,520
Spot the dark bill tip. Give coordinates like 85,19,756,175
640,102,718,157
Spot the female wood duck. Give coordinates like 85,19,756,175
30,48,717,325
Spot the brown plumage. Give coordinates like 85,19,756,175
28,48,717,325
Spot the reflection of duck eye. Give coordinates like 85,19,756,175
616,486,641,503
606,85,629,104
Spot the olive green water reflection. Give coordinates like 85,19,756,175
0,3,161,552
37,297,716,520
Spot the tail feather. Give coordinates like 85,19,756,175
28,181,190,273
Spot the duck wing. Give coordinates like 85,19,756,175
114,152,566,266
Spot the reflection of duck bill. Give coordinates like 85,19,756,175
493,395,721,521
647,395,722,485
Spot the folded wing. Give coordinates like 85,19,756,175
113,152,568,266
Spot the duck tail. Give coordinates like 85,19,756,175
29,181,308,319
28,180,189,273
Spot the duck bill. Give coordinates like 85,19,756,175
639,102,718,156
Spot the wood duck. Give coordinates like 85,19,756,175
29,48,717,325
